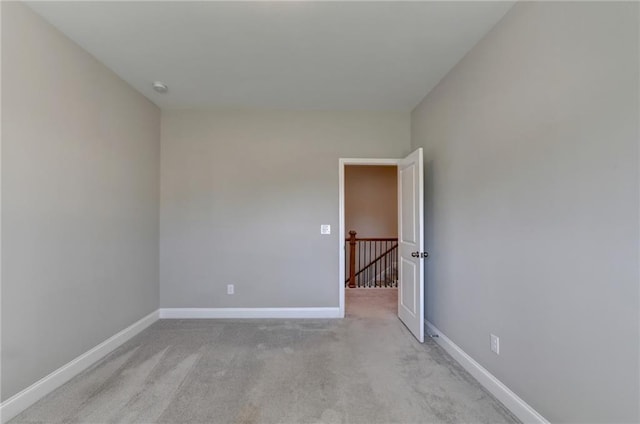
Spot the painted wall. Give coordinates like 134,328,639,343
1,2,160,401
345,165,397,239
160,110,410,308
411,2,639,423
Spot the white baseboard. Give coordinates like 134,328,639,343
425,320,549,424
0,310,159,424
159,307,341,319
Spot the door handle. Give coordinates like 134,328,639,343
411,251,429,258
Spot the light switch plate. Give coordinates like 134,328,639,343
490,334,499,355
321,224,331,235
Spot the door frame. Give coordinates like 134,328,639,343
338,158,401,318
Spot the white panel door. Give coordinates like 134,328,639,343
398,148,424,342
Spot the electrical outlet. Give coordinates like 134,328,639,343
227,284,234,295
320,224,331,235
490,334,500,355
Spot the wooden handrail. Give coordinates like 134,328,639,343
344,237,397,242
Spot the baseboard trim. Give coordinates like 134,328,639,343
0,310,159,424
425,320,549,424
159,307,341,319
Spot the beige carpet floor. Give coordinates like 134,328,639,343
11,289,519,424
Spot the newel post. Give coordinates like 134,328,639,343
348,230,357,288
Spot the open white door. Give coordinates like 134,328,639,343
398,148,424,342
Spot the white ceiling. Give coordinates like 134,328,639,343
27,1,514,111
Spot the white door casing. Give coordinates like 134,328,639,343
397,148,425,342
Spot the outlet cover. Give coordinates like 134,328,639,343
227,284,234,295
321,224,331,235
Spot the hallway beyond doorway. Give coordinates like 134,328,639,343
345,288,397,319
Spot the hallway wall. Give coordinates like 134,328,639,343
345,165,397,239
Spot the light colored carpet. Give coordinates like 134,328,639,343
11,290,519,424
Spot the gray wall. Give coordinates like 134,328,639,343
160,110,410,308
1,2,160,401
411,2,639,423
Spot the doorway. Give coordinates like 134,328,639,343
343,164,399,317
338,150,425,342
339,158,400,320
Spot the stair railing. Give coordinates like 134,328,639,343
346,230,398,288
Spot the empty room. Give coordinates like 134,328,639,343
1,1,638,423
